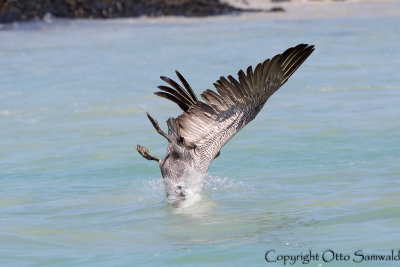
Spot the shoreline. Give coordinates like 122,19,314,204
0,0,247,24
0,0,399,26
224,0,400,20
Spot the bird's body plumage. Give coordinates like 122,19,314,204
137,44,314,202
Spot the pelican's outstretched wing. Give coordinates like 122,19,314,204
155,44,314,172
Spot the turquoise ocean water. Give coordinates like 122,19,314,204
1,12,400,266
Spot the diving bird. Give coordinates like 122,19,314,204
137,44,314,201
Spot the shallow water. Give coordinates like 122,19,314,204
1,14,400,266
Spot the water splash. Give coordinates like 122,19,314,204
137,171,249,208
203,175,247,192
163,162,206,207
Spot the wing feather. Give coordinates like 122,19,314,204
156,44,314,172
154,92,189,111
238,70,251,96
175,70,198,102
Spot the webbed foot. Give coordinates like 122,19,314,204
136,144,161,163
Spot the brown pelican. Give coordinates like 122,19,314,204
137,44,314,202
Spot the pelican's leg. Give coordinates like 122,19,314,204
136,144,161,163
146,112,172,142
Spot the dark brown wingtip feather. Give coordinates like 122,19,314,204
274,44,314,84
219,76,243,102
238,69,252,95
154,91,189,112
279,43,309,67
246,65,254,90
227,75,246,98
175,70,198,102
157,85,190,105
160,75,195,106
